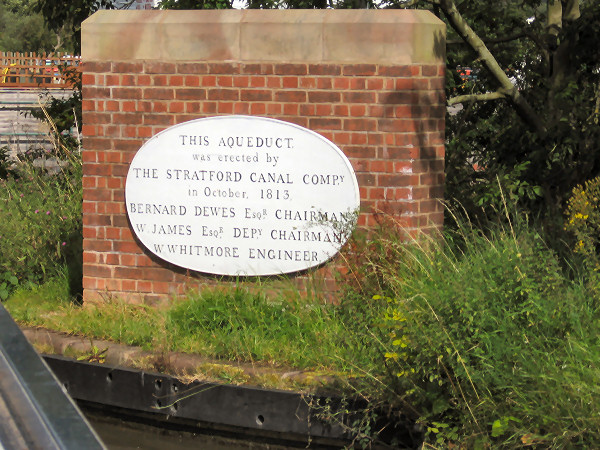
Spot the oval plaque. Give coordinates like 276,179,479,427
125,116,360,276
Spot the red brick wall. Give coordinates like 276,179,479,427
81,10,446,305
81,60,445,304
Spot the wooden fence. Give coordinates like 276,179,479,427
0,52,81,89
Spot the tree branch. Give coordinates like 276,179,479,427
547,0,581,121
546,0,563,38
117,0,137,9
447,32,526,46
53,32,63,53
594,80,600,125
438,0,547,138
563,0,580,23
447,91,507,106
388,0,438,8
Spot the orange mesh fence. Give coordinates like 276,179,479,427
1,52,81,89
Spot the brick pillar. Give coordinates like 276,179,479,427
81,9,446,305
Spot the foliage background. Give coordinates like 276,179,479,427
0,0,75,52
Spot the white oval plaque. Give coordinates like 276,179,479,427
125,116,360,276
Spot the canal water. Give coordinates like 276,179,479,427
85,409,297,450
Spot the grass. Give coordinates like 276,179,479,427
165,288,364,370
5,272,385,377
7,274,161,348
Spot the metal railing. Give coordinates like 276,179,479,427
0,302,105,449
0,52,81,89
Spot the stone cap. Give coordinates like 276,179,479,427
82,9,445,64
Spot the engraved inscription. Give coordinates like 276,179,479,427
125,115,360,276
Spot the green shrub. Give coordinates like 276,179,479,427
353,216,600,447
0,146,18,179
0,153,82,293
565,176,600,260
564,176,600,295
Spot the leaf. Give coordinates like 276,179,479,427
491,419,504,437
492,416,519,438
432,397,450,415
521,433,535,445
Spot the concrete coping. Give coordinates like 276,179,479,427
82,9,445,65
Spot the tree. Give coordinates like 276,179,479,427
239,0,599,214
34,0,115,53
387,0,600,214
0,0,71,52
158,0,232,8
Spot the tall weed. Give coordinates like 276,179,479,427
0,148,81,294
341,213,600,447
